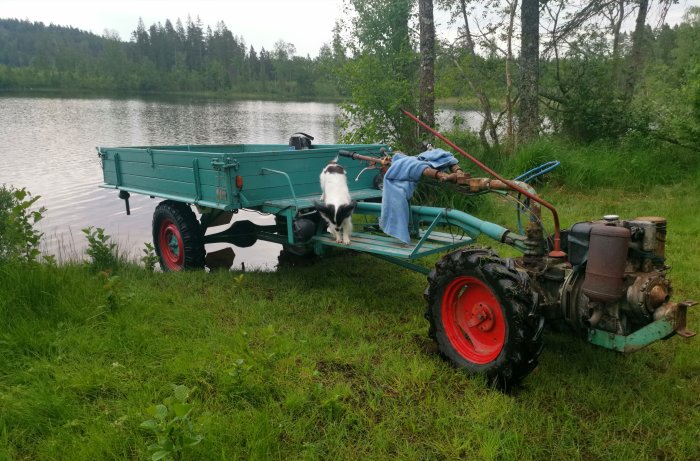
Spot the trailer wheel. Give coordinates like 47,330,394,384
153,201,205,271
425,249,544,389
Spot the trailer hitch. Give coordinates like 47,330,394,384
655,299,697,338
588,300,696,352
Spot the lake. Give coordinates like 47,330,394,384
0,96,483,270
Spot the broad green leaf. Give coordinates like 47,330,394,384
184,434,204,447
139,420,158,431
172,403,192,418
151,450,171,461
154,404,168,420
173,384,190,402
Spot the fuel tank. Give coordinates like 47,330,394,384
582,224,631,302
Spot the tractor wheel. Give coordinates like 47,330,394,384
152,200,205,272
424,248,544,389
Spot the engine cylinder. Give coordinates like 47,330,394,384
582,225,630,302
634,216,667,259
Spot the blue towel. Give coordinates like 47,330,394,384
379,149,459,243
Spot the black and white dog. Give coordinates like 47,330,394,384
315,162,356,245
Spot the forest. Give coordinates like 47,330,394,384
1,0,699,152
0,16,340,98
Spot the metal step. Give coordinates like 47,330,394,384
313,230,472,259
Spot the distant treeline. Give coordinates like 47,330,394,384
0,17,344,98
2,9,700,151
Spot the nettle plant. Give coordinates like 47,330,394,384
140,385,207,461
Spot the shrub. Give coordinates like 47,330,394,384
82,226,118,272
0,185,45,263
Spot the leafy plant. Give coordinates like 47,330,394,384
337,0,419,151
141,242,159,272
0,185,45,263
82,226,117,271
97,270,121,312
139,385,206,461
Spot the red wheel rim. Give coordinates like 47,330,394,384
158,219,184,270
441,276,506,364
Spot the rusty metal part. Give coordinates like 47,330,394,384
524,220,546,259
627,274,670,310
339,150,392,167
449,164,469,177
654,300,697,338
460,177,547,259
649,284,670,306
460,178,542,220
582,225,631,303
416,165,471,182
626,273,672,322
401,108,566,259
423,167,450,181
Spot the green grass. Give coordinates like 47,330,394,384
499,137,700,192
2,154,700,460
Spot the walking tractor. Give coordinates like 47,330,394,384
98,112,696,387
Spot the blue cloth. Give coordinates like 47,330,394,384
379,149,459,243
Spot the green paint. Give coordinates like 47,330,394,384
588,318,676,352
100,143,520,272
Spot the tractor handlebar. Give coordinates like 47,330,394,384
338,149,391,166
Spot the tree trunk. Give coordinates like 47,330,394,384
611,0,625,75
624,0,649,100
458,0,499,150
505,0,518,151
419,0,436,147
518,0,540,144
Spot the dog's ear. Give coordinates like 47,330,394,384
335,201,356,223
314,201,336,223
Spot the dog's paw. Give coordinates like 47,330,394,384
342,238,351,245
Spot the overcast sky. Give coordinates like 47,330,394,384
3,0,699,57
3,0,346,57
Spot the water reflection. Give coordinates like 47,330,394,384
0,96,484,270
0,96,341,270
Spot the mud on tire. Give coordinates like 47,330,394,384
424,248,544,388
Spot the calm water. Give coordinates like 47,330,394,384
0,96,481,269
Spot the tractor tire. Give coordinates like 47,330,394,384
152,200,206,272
424,248,544,389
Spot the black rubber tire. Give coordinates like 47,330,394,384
152,200,206,271
424,248,544,389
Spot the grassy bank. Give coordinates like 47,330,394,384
2,144,700,460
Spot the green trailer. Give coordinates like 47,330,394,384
98,132,694,389
97,142,509,272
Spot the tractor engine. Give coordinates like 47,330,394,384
540,216,688,337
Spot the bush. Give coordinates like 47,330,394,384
0,185,45,263
82,226,120,272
